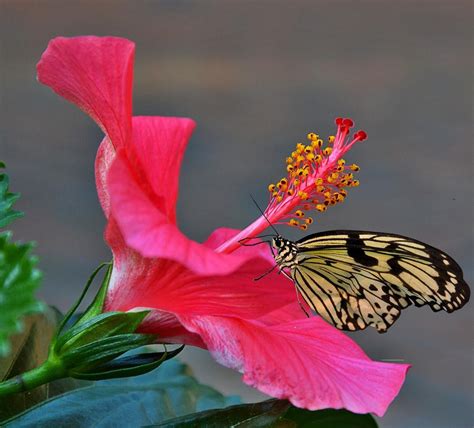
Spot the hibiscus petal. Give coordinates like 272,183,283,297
128,116,196,221
107,149,272,275
180,311,409,417
37,36,134,149
95,137,116,218
138,310,206,348
105,227,295,320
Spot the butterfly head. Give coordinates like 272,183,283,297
271,235,286,250
271,235,298,267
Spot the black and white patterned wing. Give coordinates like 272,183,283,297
291,230,470,333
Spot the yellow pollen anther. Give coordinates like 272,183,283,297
273,128,363,223
298,191,309,200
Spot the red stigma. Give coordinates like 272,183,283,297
343,118,354,128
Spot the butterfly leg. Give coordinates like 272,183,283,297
254,264,278,281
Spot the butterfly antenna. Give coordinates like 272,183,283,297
249,194,279,235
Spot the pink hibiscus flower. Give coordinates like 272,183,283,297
37,36,409,416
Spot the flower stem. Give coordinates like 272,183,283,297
0,358,66,397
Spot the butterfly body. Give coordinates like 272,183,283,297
272,236,299,268
271,231,470,333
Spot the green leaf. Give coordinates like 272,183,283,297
0,309,89,421
0,162,23,228
75,263,112,323
61,332,156,372
148,399,291,427
55,263,111,336
3,359,241,427
283,406,378,427
148,399,378,428
0,232,44,357
72,345,184,381
52,309,160,377
54,310,149,353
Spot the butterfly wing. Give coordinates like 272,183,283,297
290,231,470,333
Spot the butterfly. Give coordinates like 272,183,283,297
268,230,470,333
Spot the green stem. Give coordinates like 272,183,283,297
0,358,66,397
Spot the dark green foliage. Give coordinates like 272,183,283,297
0,233,44,356
0,163,43,357
0,162,23,228
3,359,241,427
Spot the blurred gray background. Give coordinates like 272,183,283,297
0,1,472,427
